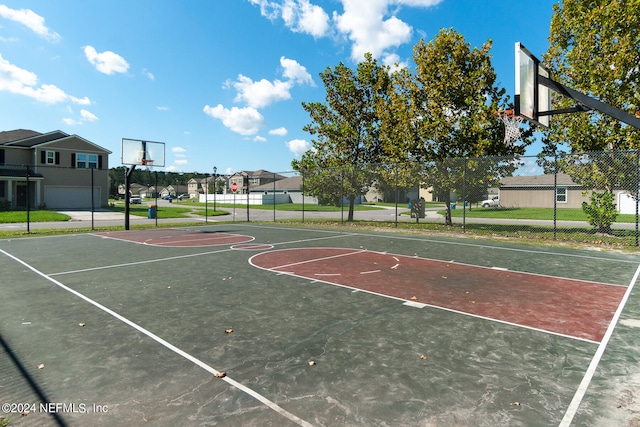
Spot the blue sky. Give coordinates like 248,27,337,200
0,0,556,175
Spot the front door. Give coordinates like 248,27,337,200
16,184,27,208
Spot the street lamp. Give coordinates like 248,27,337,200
213,166,217,212
205,173,208,224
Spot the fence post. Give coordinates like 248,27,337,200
25,164,30,233
91,167,95,231
635,150,640,247
301,169,305,223
273,172,276,222
462,158,467,232
394,162,398,228
553,153,558,240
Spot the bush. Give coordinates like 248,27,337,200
582,191,618,234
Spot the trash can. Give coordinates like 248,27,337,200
148,204,157,219
450,203,456,210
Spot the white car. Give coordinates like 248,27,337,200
129,196,142,204
481,196,499,207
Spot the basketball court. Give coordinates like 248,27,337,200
1,223,639,426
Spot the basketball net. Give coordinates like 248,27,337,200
142,159,154,171
498,109,523,145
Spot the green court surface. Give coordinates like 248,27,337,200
1,224,639,426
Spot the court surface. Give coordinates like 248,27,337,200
1,223,639,426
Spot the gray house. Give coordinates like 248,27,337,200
0,129,111,209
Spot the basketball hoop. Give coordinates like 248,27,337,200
498,109,523,144
142,159,154,170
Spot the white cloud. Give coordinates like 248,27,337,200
83,46,129,75
0,53,90,104
250,0,330,37
286,138,311,156
229,74,292,109
157,106,169,111
62,109,98,126
225,57,313,109
281,0,330,37
172,147,187,158
203,104,265,135
143,69,155,80
0,5,61,41
62,118,81,126
280,56,314,85
252,0,442,63
175,159,188,165
269,127,288,136
253,135,267,142
80,109,98,122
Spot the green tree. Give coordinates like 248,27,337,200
384,29,531,225
543,0,640,232
293,53,391,220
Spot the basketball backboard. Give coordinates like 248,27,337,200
515,42,551,128
121,138,166,167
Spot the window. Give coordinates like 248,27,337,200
556,187,567,203
75,153,99,169
0,149,4,165
46,150,55,164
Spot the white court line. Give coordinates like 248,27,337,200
559,262,640,427
0,248,314,427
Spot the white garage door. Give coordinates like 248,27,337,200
44,186,102,210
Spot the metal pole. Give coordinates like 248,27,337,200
25,165,30,233
205,176,209,222
91,167,95,231
273,172,276,222
394,162,398,228
553,153,558,240
155,171,158,227
213,166,217,213
636,150,640,247
301,170,305,223
246,175,250,222
462,159,467,232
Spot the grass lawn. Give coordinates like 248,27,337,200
0,210,71,223
173,201,384,211
108,204,194,219
442,207,637,223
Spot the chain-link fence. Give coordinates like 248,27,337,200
2,152,639,248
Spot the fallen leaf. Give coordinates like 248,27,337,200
465,291,470,294
420,354,427,360
224,328,233,334
308,360,316,366
441,276,447,279
37,364,45,369
512,402,521,406
167,286,171,289
214,372,226,378
78,322,86,327
470,301,476,304
410,296,418,301
20,411,30,416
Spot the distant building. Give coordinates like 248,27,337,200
0,129,111,209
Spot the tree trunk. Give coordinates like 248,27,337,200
348,196,355,221
444,193,453,226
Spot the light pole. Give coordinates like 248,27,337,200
213,166,217,212
205,173,208,224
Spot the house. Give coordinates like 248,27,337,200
228,170,286,194
249,175,318,204
188,175,228,199
0,129,111,209
499,173,584,208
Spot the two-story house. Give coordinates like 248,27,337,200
0,129,111,210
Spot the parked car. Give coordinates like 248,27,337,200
130,196,142,204
481,196,499,207
178,194,190,200
162,194,176,200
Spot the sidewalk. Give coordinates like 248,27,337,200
0,209,203,231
